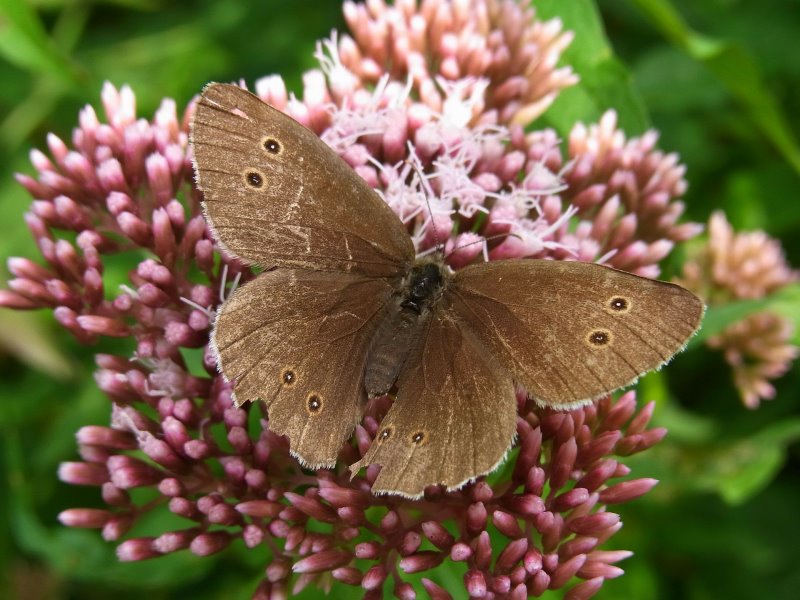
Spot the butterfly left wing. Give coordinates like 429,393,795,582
213,268,396,468
349,308,518,498
449,259,704,408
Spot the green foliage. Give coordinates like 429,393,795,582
697,284,800,344
1,1,798,599
537,0,651,134
628,0,800,173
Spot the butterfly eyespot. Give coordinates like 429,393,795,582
262,137,282,155
281,369,296,386
306,393,323,414
410,431,426,445
378,428,393,441
587,329,613,347
245,170,264,189
607,296,631,313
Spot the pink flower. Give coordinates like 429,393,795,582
1,1,704,597
678,211,798,408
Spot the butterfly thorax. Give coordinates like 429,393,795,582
401,260,447,313
364,259,449,398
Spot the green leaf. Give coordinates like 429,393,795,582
534,0,650,135
0,311,73,379
0,77,66,151
710,418,800,505
649,394,717,444
0,0,83,84
695,284,800,344
628,0,800,174
721,165,800,236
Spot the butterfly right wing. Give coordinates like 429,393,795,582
212,268,396,468
191,83,414,276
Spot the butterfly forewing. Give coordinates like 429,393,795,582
191,83,414,276
449,259,704,408
350,308,518,498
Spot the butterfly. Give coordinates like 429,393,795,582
190,83,704,499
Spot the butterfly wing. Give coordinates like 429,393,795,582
191,83,414,275
192,83,418,466
349,308,518,498
449,259,704,408
212,269,396,468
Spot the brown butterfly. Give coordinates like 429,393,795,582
190,83,704,499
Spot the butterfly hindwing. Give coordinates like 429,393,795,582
212,269,397,468
350,306,518,498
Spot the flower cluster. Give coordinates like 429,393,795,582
255,0,700,277
678,211,798,408
336,0,578,126
59,390,661,600
2,1,703,598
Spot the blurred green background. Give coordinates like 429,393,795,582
1,0,798,599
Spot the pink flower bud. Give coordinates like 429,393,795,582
292,549,351,574
58,462,108,486
580,431,622,465
332,566,362,585
421,521,455,549
318,483,370,508
399,551,445,574
146,154,174,205
362,565,387,591
564,577,603,600
507,493,545,516
97,158,128,193
77,426,136,449
117,538,159,561
450,542,472,562
550,554,587,588
578,560,625,579
399,531,421,556
208,503,241,526
0,289,38,309
568,512,620,536
528,570,550,596
464,570,486,597
466,501,488,533
474,531,492,570
598,478,658,504
380,510,400,534
355,542,381,559
190,531,231,556
58,508,113,528
559,536,598,559
421,578,452,600
107,455,162,488
492,510,524,539
553,487,590,512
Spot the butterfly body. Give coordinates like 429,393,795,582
191,83,704,499
366,259,449,397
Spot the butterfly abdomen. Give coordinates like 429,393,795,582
364,260,449,398
364,302,423,398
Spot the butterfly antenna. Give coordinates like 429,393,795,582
404,151,444,256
